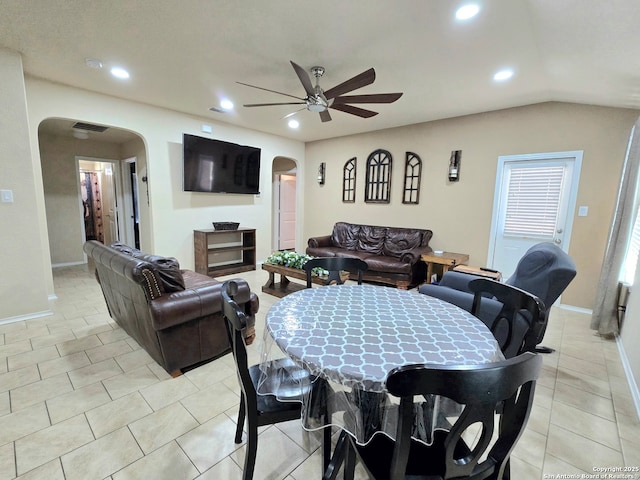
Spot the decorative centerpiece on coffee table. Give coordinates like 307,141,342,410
265,251,314,270
262,251,346,298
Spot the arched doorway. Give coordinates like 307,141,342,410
38,118,147,266
272,157,298,251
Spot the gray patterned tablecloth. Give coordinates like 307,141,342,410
265,284,503,392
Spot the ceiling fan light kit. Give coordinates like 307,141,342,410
238,61,403,122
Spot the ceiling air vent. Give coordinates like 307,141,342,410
72,122,109,133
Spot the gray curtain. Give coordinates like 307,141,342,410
591,118,640,336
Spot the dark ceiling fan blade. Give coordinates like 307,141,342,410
237,81,305,101
243,102,306,107
290,61,315,97
320,110,332,122
332,93,403,104
330,103,379,118
323,68,376,100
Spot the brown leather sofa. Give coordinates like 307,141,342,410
84,241,258,375
306,222,433,288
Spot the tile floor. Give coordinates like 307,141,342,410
0,264,639,479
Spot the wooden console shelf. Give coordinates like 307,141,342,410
194,228,256,277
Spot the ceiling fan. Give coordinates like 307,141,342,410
237,61,403,122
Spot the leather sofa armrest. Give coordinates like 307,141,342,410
148,279,254,331
400,246,432,264
418,283,475,312
420,285,505,330
418,282,507,330
438,271,486,293
149,283,223,330
308,235,333,249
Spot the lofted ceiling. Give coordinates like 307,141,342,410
2,0,639,143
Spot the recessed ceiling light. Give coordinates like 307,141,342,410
493,68,514,81
220,99,234,110
110,67,130,79
288,119,300,129
456,4,480,20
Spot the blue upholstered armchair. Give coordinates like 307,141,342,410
418,242,577,351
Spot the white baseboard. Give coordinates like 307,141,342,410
616,336,640,420
557,303,593,315
52,261,86,268
0,310,53,326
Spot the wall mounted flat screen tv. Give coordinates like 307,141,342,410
183,133,261,194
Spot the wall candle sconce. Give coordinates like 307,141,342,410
318,162,326,185
448,150,462,182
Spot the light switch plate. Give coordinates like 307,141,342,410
578,206,588,217
1,190,13,203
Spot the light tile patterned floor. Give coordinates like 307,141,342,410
0,264,638,479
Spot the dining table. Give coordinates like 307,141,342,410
257,283,504,478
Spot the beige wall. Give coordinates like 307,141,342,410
304,102,639,310
0,48,50,321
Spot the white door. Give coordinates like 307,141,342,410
278,174,297,250
101,164,119,244
488,151,582,279
77,157,124,248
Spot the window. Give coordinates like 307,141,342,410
403,152,422,204
342,158,356,202
365,149,392,203
503,165,566,237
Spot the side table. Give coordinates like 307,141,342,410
452,265,502,281
421,251,470,284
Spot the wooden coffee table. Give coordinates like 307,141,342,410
421,251,470,284
261,263,349,298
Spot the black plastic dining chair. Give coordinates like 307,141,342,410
468,278,546,359
303,257,368,288
344,352,542,480
222,280,329,480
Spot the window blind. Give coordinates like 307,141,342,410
504,166,565,237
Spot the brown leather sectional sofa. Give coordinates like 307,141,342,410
84,240,258,375
306,222,433,288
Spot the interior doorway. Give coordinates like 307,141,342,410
278,174,297,250
272,157,298,252
78,157,123,245
38,118,146,268
122,157,140,249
